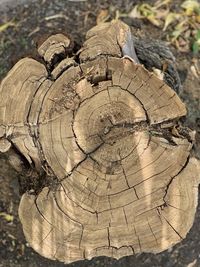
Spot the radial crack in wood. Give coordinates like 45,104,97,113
0,20,199,264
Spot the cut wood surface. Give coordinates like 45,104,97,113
0,20,199,263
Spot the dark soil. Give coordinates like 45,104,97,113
0,0,200,266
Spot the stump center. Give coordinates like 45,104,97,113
73,87,147,169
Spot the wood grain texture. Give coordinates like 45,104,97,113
0,20,199,263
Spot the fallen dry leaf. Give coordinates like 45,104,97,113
163,12,180,31
181,0,200,16
129,5,142,19
191,65,199,78
96,9,110,24
187,258,197,267
155,0,172,9
128,1,200,53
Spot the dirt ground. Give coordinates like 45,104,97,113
0,0,200,266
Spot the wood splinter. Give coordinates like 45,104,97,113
0,20,199,263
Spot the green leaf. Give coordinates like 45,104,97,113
196,29,200,40
192,41,199,53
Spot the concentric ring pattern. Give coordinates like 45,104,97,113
0,20,199,264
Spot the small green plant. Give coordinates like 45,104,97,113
192,29,200,53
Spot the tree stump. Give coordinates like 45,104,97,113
0,20,200,263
